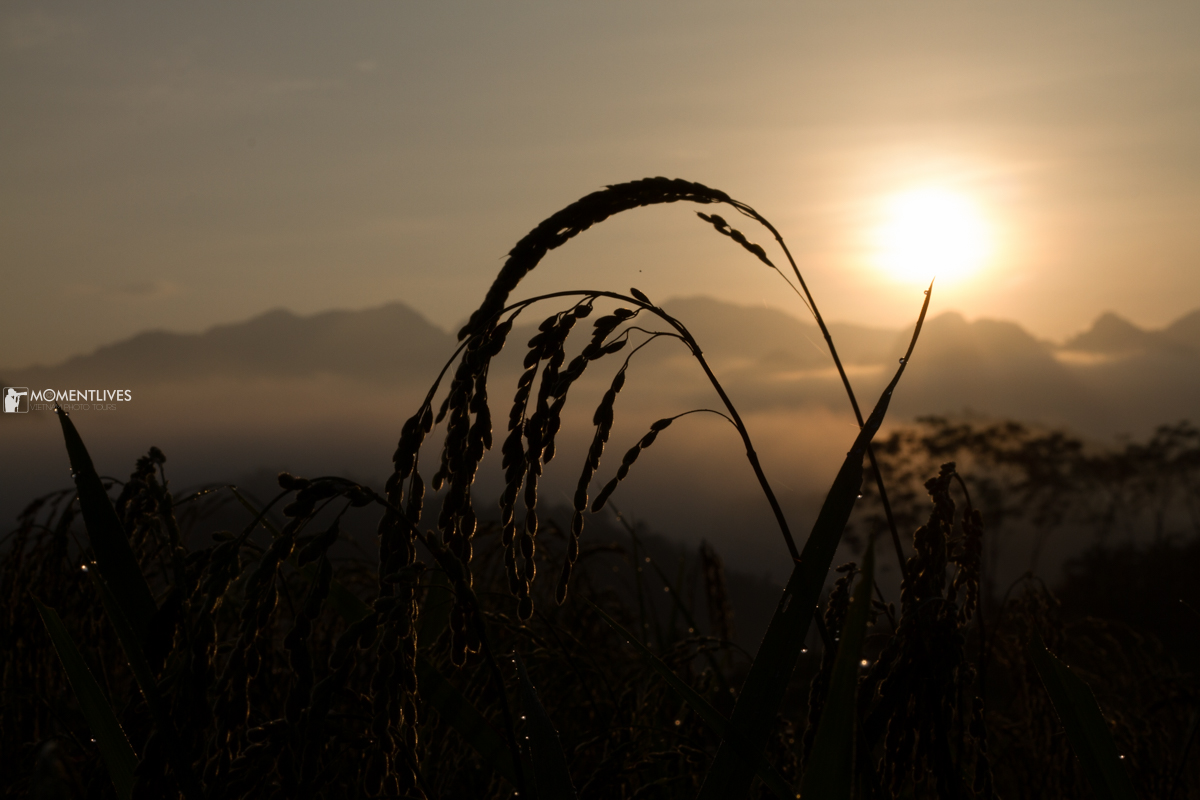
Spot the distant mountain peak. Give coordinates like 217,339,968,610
7,301,455,384
1062,311,1156,354
1164,308,1200,349
7,297,1199,412
1070,311,1152,352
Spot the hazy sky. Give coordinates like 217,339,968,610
5,2,1200,369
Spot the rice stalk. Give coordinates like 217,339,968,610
9,176,1183,800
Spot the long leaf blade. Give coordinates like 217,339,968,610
57,411,157,647
86,568,204,800
798,539,875,799
514,652,578,800
588,601,796,800
697,371,898,799
1029,630,1139,800
34,598,138,800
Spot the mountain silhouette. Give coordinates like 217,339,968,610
5,297,1199,438
1061,311,1186,355
5,297,1199,583
886,312,1089,426
12,303,453,385
1164,309,1200,350
657,296,898,369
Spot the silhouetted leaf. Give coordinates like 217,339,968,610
86,568,203,800
57,411,156,648
799,539,875,799
34,598,137,800
589,601,795,800
1029,630,1138,800
698,365,901,800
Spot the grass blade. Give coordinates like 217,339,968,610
610,508,732,695
86,568,204,800
415,655,520,786
308,559,521,788
798,539,875,800
285,528,519,789
56,410,157,648
589,601,796,800
34,598,138,800
1029,630,1139,800
230,487,379,625
513,652,578,800
697,365,901,800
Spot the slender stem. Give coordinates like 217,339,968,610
460,289,801,562
629,528,650,648
610,505,733,695
952,471,975,509
812,607,833,652
1167,710,1199,800
976,569,989,707
453,279,927,572
634,302,799,560
533,607,611,726
684,348,800,561
867,446,910,583
416,529,528,798
872,579,897,630
476,626,527,800
736,205,915,581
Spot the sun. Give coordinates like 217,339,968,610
871,187,991,285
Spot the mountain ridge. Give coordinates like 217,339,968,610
7,302,454,385
5,297,1199,439
11,297,1197,379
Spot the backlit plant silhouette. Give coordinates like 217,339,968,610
1,178,1159,800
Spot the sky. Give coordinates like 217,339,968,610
5,2,1200,369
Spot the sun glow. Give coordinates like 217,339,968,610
872,187,991,285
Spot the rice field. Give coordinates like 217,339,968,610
2,179,1194,799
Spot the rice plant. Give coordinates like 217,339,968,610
1,178,1166,799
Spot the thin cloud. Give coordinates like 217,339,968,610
2,10,84,53
66,280,184,300
107,72,343,117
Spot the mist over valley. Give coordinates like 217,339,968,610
6,295,1198,590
